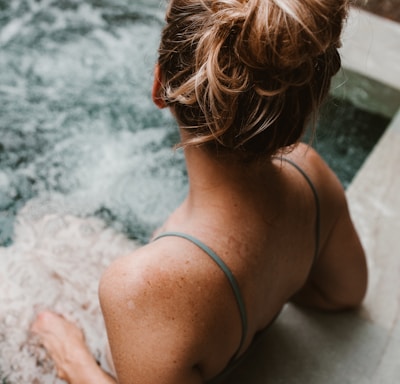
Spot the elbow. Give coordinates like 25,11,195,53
319,247,369,312
344,251,369,309
292,264,368,312
329,290,366,311
320,270,368,311
339,273,368,310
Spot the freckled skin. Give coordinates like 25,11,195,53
31,142,367,384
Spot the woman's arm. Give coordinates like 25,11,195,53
292,199,368,310
99,245,208,384
290,145,368,310
32,241,215,384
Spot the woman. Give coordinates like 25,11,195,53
31,0,368,383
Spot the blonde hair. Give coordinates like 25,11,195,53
158,0,348,158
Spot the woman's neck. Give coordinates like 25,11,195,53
183,145,275,206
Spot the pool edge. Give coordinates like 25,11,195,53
341,7,400,91
344,8,400,377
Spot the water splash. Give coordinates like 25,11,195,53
0,0,186,246
0,204,138,383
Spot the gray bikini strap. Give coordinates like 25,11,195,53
277,157,321,262
153,231,248,360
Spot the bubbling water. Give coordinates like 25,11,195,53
0,1,391,382
0,2,189,382
0,0,187,247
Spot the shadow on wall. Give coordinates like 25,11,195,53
224,305,389,384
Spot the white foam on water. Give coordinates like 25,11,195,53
0,197,139,383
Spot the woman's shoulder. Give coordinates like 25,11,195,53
284,143,344,192
98,244,218,382
99,238,243,374
278,143,349,248
284,143,347,215
99,237,242,324
100,237,228,294
99,240,210,316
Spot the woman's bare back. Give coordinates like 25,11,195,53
98,143,367,383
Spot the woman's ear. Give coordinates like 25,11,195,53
152,64,167,109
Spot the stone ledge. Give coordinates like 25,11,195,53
340,8,400,91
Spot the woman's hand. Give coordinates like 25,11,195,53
31,311,117,384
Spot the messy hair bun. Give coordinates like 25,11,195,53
158,0,348,158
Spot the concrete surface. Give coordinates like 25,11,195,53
340,8,400,90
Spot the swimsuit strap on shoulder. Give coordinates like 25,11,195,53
277,157,321,262
153,231,248,361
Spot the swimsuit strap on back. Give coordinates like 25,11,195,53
153,159,320,382
153,231,248,361
278,157,321,261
